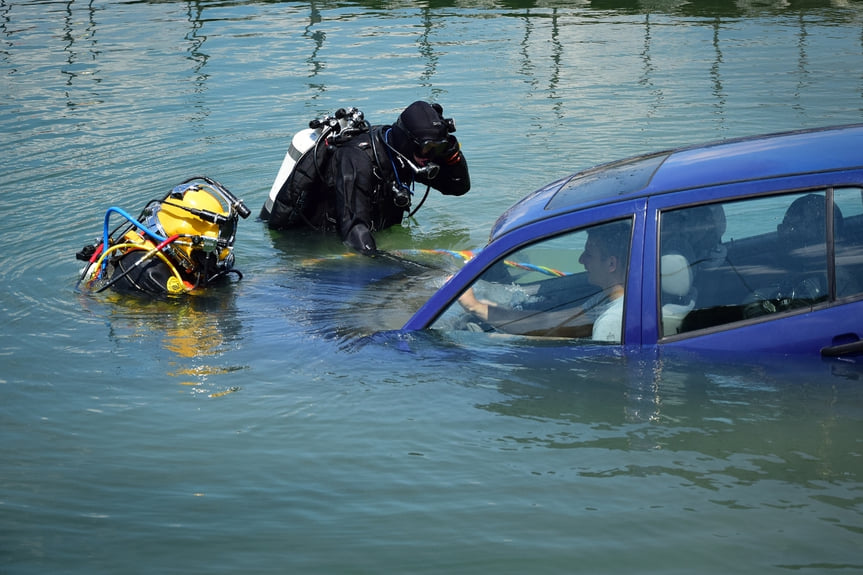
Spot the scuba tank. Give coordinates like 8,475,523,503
260,127,320,220
259,107,370,223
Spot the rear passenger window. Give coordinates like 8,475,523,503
834,188,863,299
658,190,862,338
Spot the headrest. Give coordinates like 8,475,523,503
661,253,692,297
778,193,843,248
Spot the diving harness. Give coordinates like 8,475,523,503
260,107,440,225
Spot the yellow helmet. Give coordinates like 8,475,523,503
147,182,238,275
157,186,226,240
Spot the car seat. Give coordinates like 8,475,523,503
660,253,695,336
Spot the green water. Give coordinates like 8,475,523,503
2,1,863,573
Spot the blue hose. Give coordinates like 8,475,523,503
102,207,167,263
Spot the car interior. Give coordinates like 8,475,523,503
435,190,863,345
662,188,863,337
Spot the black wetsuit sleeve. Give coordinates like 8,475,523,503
417,137,470,196
330,144,380,249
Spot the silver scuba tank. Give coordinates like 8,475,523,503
260,107,368,221
260,127,321,220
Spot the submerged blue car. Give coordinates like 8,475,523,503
401,124,863,360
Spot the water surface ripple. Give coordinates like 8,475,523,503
2,1,863,573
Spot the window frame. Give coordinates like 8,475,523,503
648,180,863,347
406,200,646,344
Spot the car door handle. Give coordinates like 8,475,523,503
821,338,863,357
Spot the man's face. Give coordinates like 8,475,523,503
579,235,615,288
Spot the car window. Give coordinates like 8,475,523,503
834,187,863,299
658,189,863,338
431,219,633,342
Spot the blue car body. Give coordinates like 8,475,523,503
402,124,863,360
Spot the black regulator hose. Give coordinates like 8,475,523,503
182,176,251,219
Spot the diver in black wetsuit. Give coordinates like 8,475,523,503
263,101,471,254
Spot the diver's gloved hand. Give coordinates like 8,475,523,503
345,223,377,255
442,135,462,165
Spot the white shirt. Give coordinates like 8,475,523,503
584,292,624,342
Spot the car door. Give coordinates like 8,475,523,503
406,199,648,353
645,182,863,358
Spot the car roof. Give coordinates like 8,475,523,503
490,123,863,241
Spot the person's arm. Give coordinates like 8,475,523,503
457,286,490,320
459,286,592,337
331,144,380,253
419,136,470,196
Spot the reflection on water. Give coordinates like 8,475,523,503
475,351,863,531
265,224,475,336
38,0,863,133
3,1,863,573
182,1,210,125
95,288,248,394
59,0,100,107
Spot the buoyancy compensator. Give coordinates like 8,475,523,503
260,107,370,229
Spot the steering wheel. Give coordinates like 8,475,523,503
743,276,825,319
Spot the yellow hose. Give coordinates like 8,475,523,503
87,242,189,292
